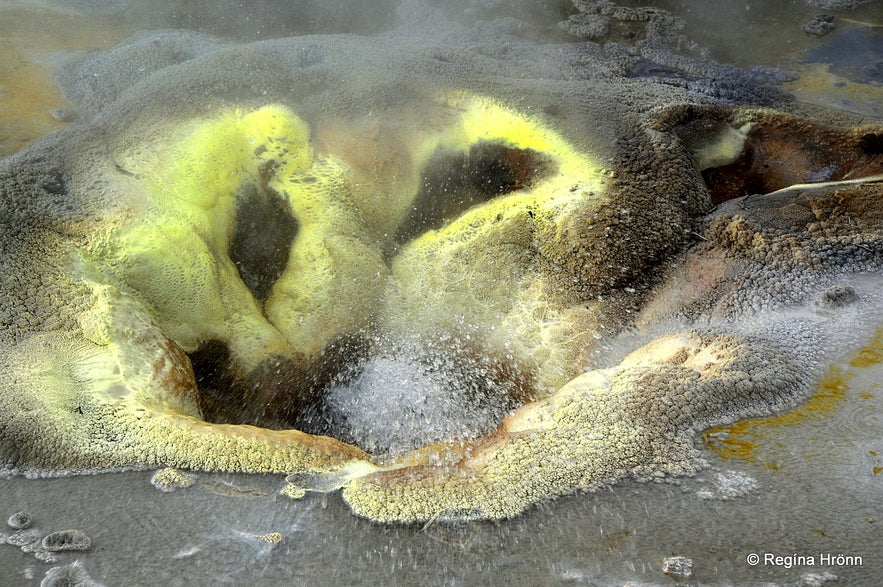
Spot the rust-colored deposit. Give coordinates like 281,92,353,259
704,329,883,466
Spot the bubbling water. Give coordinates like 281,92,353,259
324,351,518,455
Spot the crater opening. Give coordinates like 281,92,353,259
182,140,554,456
188,334,368,430
187,333,535,456
393,141,555,245
319,342,536,455
700,123,882,205
228,182,299,305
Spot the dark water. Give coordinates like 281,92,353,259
805,26,883,84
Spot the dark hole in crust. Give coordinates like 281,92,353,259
186,333,537,453
393,142,555,246
228,182,299,304
858,133,883,154
701,123,883,205
187,339,241,424
187,334,369,430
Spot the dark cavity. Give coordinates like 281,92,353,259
393,141,555,246
229,181,299,304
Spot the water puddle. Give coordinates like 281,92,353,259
0,4,134,155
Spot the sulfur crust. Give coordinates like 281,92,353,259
85,105,389,368
341,332,801,522
1,90,881,527
265,153,389,358
383,94,614,393
1,105,382,476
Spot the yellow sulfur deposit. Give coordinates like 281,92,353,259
1,94,881,525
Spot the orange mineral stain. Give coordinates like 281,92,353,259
703,328,883,466
704,366,853,464
703,342,883,466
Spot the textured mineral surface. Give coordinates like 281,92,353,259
0,0,881,537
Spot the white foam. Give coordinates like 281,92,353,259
325,351,513,455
